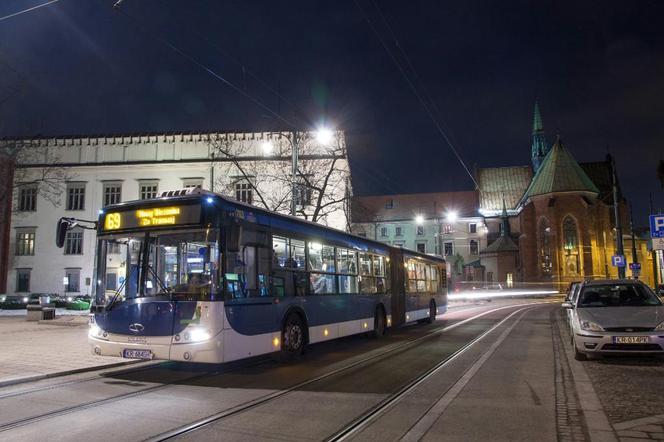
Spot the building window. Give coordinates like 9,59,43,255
103,183,122,206
385,199,393,209
66,183,86,211
416,243,426,253
444,241,454,256
16,269,31,292
64,229,83,255
393,241,404,248
563,216,580,275
417,225,424,236
506,272,514,288
380,227,388,237
139,181,159,200
357,231,367,237
538,218,552,275
64,269,80,293
469,223,477,234
17,185,37,212
235,181,253,204
444,224,453,234
395,226,403,237
486,271,493,282
182,178,203,189
15,230,35,256
469,239,479,255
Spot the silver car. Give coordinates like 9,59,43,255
563,279,664,360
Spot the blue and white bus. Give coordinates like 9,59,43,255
60,188,446,363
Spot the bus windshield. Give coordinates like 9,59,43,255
97,228,220,306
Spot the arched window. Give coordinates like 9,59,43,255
538,218,552,275
562,216,580,275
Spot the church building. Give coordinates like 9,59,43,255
477,103,655,289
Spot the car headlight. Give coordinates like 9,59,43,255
89,324,107,339
655,321,664,331
22,297,29,303
580,320,604,332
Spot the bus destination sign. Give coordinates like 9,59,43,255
103,205,202,231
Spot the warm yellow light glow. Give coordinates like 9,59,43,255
136,206,181,227
104,213,121,230
323,329,329,337
406,315,410,320
387,318,392,325
273,337,280,348
363,322,368,329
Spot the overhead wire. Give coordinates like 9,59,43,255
354,0,479,188
110,2,296,130
0,0,60,22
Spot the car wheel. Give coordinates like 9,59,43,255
573,344,587,361
281,313,306,358
372,308,386,338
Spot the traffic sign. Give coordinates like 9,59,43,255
611,255,626,267
653,237,664,251
650,214,664,238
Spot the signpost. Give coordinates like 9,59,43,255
651,215,664,250
611,255,626,267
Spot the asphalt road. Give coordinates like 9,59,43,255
1,298,638,442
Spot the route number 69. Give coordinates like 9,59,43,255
104,212,121,230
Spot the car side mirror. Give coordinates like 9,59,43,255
561,302,574,309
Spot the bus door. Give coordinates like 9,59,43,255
390,248,406,327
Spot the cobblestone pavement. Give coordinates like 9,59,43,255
552,310,591,441
0,316,127,385
580,341,664,425
613,415,664,441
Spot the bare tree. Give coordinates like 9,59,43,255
0,138,71,211
658,159,664,190
208,131,351,228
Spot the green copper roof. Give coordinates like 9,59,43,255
532,102,543,133
522,137,599,201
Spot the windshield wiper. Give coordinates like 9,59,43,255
106,265,137,311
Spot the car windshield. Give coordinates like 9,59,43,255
96,228,220,306
577,284,662,308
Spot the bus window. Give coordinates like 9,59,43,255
308,242,335,272
338,248,358,294
225,228,270,298
359,253,372,276
430,266,439,293
270,236,307,297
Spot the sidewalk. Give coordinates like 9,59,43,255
0,315,130,387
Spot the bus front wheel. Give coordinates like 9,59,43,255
282,313,306,357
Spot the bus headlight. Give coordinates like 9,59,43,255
188,328,211,342
89,324,107,340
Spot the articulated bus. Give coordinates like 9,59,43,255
60,188,447,363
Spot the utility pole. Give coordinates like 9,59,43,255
611,154,625,278
650,193,659,289
290,131,298,216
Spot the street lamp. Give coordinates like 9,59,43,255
415,215,424,225
315,127,334,146
446,211,458,223
261,140,274,155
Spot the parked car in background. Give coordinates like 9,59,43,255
563,279,664,360
67,295,91,311
0,295,29,309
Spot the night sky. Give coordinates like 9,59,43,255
1,0,663,224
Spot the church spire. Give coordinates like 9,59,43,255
500,197,511,237
531,101,549,172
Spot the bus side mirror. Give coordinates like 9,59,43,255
561,301,574,309
55,218,71,248
227,224,242,253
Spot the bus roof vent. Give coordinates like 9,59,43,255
159,186,206,198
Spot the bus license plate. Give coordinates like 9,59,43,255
123,349,153,360
613,336,649,344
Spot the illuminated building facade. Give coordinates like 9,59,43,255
1,131,349,297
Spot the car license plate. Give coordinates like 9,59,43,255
123,349,153,360
613,336,649,344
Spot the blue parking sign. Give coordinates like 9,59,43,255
650,214,664,238
611,255,626,267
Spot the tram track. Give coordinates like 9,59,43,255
0,300,556,438
145,300,555,442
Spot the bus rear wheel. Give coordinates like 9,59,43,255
282,313,306,357
372,308,386,338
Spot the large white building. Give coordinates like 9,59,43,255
2,130,350,297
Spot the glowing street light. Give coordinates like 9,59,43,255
261,140,274,155
315,127,334,146
446,211,458,223
415,215,424,225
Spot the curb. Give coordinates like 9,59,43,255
0,359,142,389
